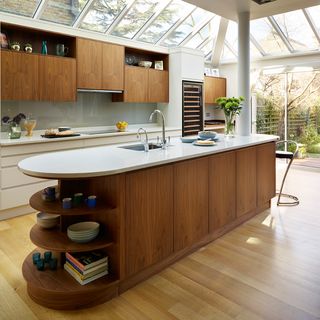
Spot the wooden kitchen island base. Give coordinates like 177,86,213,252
20,139,276,309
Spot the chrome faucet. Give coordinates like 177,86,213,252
137,128,149,152
149,109,167,149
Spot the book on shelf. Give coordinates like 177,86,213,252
66,257,108,276
66,250,108,271
66,260,108,280
64,263,109,285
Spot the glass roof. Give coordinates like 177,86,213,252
0,0,319,65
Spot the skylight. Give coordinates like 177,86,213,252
0,0,319,66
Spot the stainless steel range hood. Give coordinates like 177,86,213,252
77,89,123,94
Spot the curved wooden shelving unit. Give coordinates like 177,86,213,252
30,225,113,252
22,250,119,310
30,190,115,215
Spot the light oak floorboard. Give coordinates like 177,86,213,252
0,166,319,319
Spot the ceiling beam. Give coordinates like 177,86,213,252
133,0,172,40
303,8,320,44
268,16,294,53
106,0,137,35
33,0,50,19
210,17,228,67
73,0,95,28
250,34,266,56
155,6,196,45
179,15,215,47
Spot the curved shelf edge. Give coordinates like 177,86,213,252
23,250,119,310
30,225,114,252
30,190,115,216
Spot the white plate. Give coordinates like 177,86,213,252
193,141,216,147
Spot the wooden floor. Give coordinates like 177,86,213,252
1,165,320,320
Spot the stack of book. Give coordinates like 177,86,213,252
64,251,108,285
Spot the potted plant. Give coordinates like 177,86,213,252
215,96,245,137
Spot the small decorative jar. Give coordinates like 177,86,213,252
10,42,20,51
8,123,22,139
24,43,33,53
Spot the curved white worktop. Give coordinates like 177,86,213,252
18,134,278,179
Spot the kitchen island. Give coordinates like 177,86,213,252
18,134,277,309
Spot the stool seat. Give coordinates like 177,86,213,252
276,150,294,159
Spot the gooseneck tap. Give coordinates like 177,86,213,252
137,128,149,152
149,109,167,149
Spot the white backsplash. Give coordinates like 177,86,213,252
1,93,157,131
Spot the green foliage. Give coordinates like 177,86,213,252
299,125,320,152
215,96,245,116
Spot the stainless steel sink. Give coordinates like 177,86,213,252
81,129,119,135
119,143,162,151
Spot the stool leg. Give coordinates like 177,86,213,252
277,158,299,206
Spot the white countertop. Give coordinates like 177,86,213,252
18,134,278,179
0,124,180,146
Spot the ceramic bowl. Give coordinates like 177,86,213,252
37,212,60,229
138,61,152,68
198,131,217,140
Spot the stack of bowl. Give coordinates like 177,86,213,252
37,212,60,229
67,221,100,243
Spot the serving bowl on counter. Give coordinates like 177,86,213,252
198,131,217,140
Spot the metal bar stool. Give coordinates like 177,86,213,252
276,140,299,206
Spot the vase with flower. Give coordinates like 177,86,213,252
215,96,244,137
2,113,26,139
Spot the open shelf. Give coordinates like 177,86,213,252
30,190,115,216
30,224,113,252
22,250,119,309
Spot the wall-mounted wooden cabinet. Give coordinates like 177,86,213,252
1,50,76,101
204,76,226,104
113,66,169,103
1,50,39,101
77,38,124,91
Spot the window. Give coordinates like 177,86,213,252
0,0,41,17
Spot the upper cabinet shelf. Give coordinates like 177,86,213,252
1,23,76,58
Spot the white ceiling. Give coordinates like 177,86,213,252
184,0,320,21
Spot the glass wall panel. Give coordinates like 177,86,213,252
161,8,213,47
273,10,319,51
137,0,194,44
80,0,128,32
0,0,41,17
41,0,89,26
250,18,289,55
111,0,159,39
307,5,320,33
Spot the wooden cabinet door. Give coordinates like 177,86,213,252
125,165,173,277
204,76,214,104
257,142,276,206
174,158,208,252
77,38,102,89
1,51,38,100
124,66,148,102
236,147,257,217
148,69,169,103
204,76,226,104
214,77,226,99
209,151,236,231
102,43,124,91
39,56,76,101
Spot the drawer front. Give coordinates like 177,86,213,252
1,167,46,189
0,180,56,210
1,140,84,156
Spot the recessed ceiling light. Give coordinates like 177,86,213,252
252,0,277,5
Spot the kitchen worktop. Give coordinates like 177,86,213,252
0,124,180,146
18,134,278,179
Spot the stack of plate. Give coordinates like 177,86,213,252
67,221,100,243
37,212,60,229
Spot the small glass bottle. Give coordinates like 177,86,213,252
41,41,47,55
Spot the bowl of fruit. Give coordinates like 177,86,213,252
116,121,128,132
